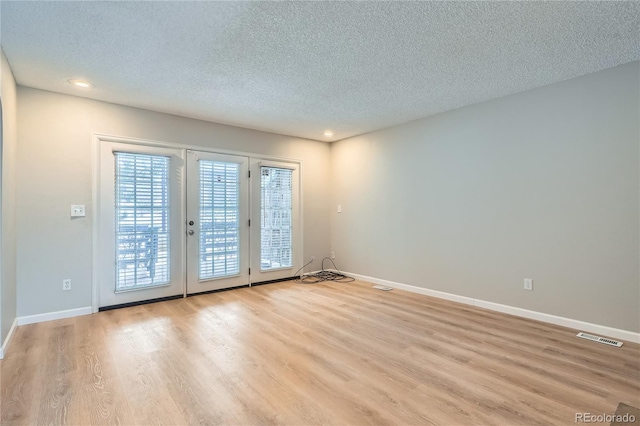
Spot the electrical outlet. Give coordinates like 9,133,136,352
337,205,342,213
331,251,335,259
63,279,71,291
524,278,533,291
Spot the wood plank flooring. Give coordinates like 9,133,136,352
1,279,638,425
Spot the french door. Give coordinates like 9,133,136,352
97,141,301,308
185,151,249,294
98,142,185,308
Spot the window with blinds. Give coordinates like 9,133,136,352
199,161,240,279
114,152,170,291
260,167,293,270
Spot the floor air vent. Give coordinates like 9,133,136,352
576,332,623,347
372,285,393,291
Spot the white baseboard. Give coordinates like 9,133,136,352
345,271,640,344
0,317,18,360
16,306,93,326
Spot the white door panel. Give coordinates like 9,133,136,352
186,151,250,293
98,142,185,308
250,159,302,283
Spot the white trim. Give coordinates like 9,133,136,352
257,160,298,170
182,148,188,298
16,306,92,326
345,271,640,344
91,134,100,313
0,317,18,359
93,133,303,164
343,271,475,306
473,299,640,344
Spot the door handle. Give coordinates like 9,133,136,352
188,229,195,235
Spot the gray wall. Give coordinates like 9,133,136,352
16,87,331,317
1,49,18,344
331,61,640,332
13,61,640,333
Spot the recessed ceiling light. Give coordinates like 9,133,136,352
68,79,93,88
323,130,334,137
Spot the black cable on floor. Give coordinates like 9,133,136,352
293,257,355,284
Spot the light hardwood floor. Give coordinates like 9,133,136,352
1,279,638,425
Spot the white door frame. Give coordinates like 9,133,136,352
91,133,303,313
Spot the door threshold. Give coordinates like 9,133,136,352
250,276,297,286
187,283,250,297
98,294,184,311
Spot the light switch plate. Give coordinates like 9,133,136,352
71,205,86,217
524,278,533,291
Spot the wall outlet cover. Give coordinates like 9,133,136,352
70,205,86,217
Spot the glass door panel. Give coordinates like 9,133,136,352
250,160,301,283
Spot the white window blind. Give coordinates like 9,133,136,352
260,167,293,270
114,152,170,290
199,161,240,279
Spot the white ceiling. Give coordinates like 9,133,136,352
1,2,639,142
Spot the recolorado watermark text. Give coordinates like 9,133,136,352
575,412,635,423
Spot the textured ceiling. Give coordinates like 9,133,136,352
1,1,639,142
